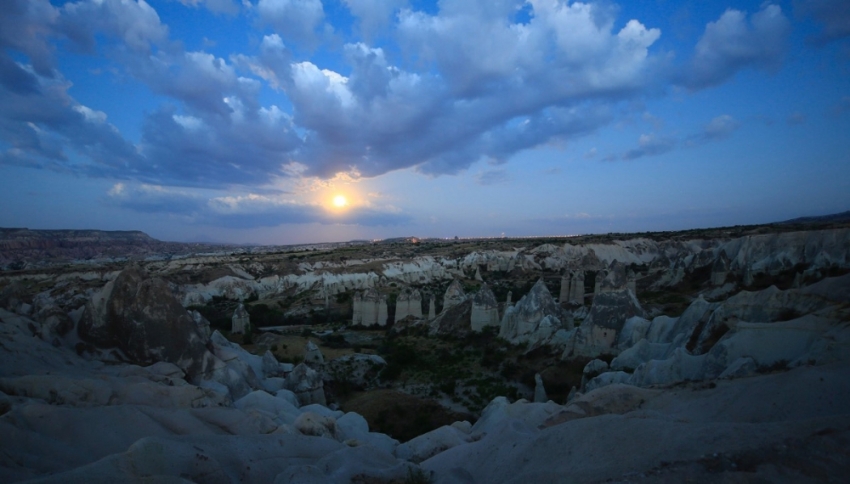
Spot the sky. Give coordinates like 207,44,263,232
0,0,849,245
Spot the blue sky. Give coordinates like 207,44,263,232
0,0,848,244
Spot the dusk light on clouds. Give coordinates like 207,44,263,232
1,0,848,244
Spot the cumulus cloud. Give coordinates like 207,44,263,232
344,0,407,37
0,0,811,205
256,0,325,47
796,0,850,44
681,4,791,90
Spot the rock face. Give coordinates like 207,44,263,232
78,267,214,379
559,270,585,305
711,251,730,286
286,363,327,406
394,288,423,323
430,299,473,337
352,289,388,327
499,279,568,345
304,340,324,366
442,279,466,311
566,289,645,358
231,303,250,334
470,283,500,332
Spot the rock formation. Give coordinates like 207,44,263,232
559,270,585,305
231,303,250,334
442,279,466,311
394,287,423,323
428,294,436,320
285,363,326,406
533,373,547,403
304,340,324,366
711,251,730,286
499,279,568,346
78,267,215,379
470,283,500,332
352,289,388,327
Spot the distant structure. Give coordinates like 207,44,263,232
231,303,250,334
352,288,388,327
428,294,436,320
394,288,423,323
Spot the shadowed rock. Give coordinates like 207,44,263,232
78,267,214,379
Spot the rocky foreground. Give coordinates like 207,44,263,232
0,224,849,482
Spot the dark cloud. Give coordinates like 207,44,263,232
680,5,791,90
795,0,850,44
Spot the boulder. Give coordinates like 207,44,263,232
78,267,214,379
610,339,670,372
395,425,471,463
294,411,338,439
286,363,326,406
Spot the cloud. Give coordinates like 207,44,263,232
622,134,676,160
0,0,812,200
256,0,325,47
107,183,411,228
176,0,241,16
343,0,407,37
475,169,509,186
795,0,850,44
681,4,791,89
701,114,741,140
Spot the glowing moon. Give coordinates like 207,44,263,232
332,195,348,208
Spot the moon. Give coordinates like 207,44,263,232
332,195,348,208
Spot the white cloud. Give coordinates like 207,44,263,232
682,4,791,89
257,0,325,46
